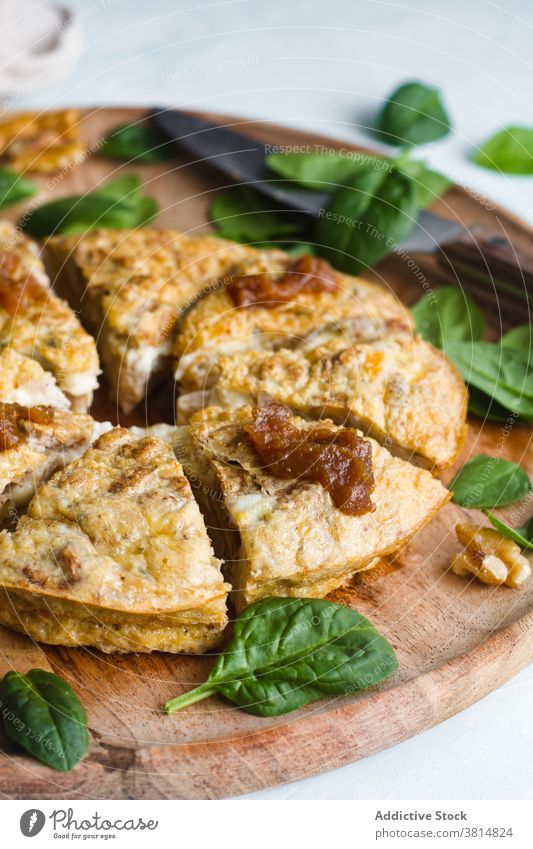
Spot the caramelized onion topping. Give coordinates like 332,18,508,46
0,403,54,451
244,404,375,516
227,254,337,308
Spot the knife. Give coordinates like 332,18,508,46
150,107,531,316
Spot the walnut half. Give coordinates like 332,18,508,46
451,523,531,588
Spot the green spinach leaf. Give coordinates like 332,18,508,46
101,121,174,163
93,174,143,201
450,455,531,508
473,127,533,174
165,597,398,717
412,286,484,348
0,669,89,771
0,168,37,208
316,163,418,274
394,155,452,208
483,510,533,550
501,324,532,354
209,186,307,244
21,174,158,236
266,150,375,191
444,341,533,421
466,386,514,422
374,81,451,146
266,150,450,209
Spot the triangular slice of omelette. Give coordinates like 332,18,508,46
0,428,229,653
177,406,449,610
0,221,100,411
45,229,282,413
179,331,468,471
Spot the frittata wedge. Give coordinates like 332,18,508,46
0,428,229,653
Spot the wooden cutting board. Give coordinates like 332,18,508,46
0,108,531,800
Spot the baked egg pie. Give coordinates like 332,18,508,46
170,404,449,610
184,331,467,470
0,428,229,652
0,221,100,411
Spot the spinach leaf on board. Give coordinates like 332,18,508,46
483,510,533,550
411,290,532,422
315,163,418,274
93,174,142,201
466,386,515,423
266,150,451,209
266,150,377,191
412,286,485,348
443,341,533,421
450,455,531,508
374,81,451,147
209,186,308,244
393,155,452,208
0,669,89,772
165,597,398,717
282,242,317,257
501,324,532,354
101,121,174,163
473,127,533,174
21,174,158,237
0,168,37,208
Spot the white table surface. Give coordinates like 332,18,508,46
12,0,533,800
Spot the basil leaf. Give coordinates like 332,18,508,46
101,121,174,163
374,81,451,146
412,286,484,348
165,598,398,717
501,324,532,354
444,341,533,421
473,127,533,174
451,455,531,508
0,669,89,771
316,164,418,274
0,168,37,208
483,510,533,550
21,175,158,236
209,186,307,244
266,150,450,209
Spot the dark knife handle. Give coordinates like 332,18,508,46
438,226,532,322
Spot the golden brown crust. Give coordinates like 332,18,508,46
0,427,228,653
0,402,97,519
0,110,85,174
174,258,412,391
0,347,70,409
187,406,450,609
46,230,283,412
0,222,99,409
207,331,468,470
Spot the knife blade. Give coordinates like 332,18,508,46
149,107,464,253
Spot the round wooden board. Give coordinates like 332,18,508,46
0,108,531,800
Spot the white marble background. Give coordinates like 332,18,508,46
8,0,533,799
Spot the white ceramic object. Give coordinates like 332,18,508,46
0,1,82,97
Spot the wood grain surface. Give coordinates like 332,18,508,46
0,108,531,800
